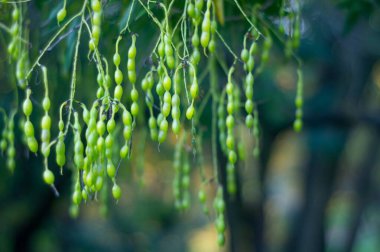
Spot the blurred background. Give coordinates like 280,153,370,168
1,0,380,251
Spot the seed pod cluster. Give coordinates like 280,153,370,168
89,0,102,50
225,66,237,196
213,186,226,247
172,135,191,210
142,71,158,141
6,115,16,173
128,35,139,117
23,89,38,153
294,69,303,132
8,6,20,60
40,66,52,159
113,37,123,101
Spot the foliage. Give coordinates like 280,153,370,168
0,0,304,248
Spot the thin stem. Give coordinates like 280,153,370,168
63,0,88,137
26,4,86,79
232,0,263,37
120,0,136,34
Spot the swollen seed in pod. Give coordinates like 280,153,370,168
113,52,121,66
208,39,216,53
200,32,210,48
149,117,157,129
42,97,51,111
128,45,136,59
141,78,148,91
227,101,234,115
106,76,112,90
107,118,116,133
120,144,129,158
157,113,164,126
131,88,138,102
215,217,226,233
43,169,54,185
187,3,195,17
295,96,303,108
226,115,234,129
195,0,203,11
122,110,132,126
57,8,66,23
41,129,50,143
217,233,225,247
246,72,254,87
107,161,116,178
91,0,101,12
192,32,200,47
96,87,104,98
72,190,82,205
97,120,106,136
228,150,237,164
158,130,167,143
93,12,101,26
164,91,171,104
162,103,171,117
41,115,51,130
23,98,32,116
190,83,199,99
59,120,64,131
172,94,180,106
131,102,139,116
97,135,105,151
105,135,113,149
293,119,302,132
92,26,101,39
114,85,123,100
115,69,123,85
105,148,112,159
85,171,94,186
123,126,132,140
245,100,254,114
247,56,255,72
56,142,66,167
24,121,34,137
166,56,175,70
163,76,171,91
160,119,168,132
226,135,234,149
241,48,249,62
41,142,50,157
95,176,103,191
171,106,180,119
191,48,201,65
245,85,253,99
156,82,164,96
127,59,135,71
27,137,38,153
186,105,195,120
82,189,88,201
128,70,136,84
12,8,19,20
246,114,254,128
158,42,165,58
89,39,96,51
97,73,104,86
112,184,121,200
172,120,180,134
226,83,233,95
